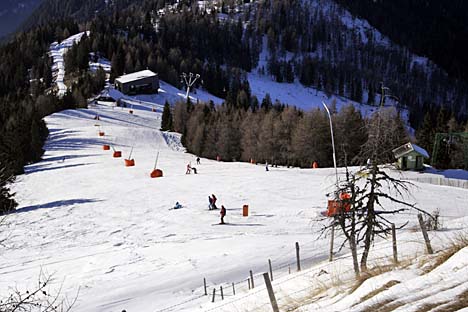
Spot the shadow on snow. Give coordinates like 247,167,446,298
15,198,103,214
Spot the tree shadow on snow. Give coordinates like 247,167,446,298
15,198,102,214
39,154,100,163
223,223,265,227
24,162,96,174
47,137,108,151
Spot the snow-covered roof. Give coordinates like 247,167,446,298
115,70,158,84
392,142,430,159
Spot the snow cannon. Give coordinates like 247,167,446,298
150,169,163,178
103,145,110,150
124,159,135,167
113,151,122,158
125,147,135,166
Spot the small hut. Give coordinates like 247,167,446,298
392,142,429,170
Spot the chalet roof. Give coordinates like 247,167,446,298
115,70,157,84
392,142,430,159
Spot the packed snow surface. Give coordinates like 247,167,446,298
3,101,468,311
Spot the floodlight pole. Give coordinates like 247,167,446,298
322,101,339,189
181,72,201,99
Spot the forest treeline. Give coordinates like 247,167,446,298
165,98,407,168
163,96,468,170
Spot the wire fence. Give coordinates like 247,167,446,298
153,211,467,312
406,176,468,189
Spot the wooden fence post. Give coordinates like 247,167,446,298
288,264,291,274
220,286,224,300
248,278,251,289
204,278,207,295
212,288,216,303
329,224,335,262
263,273,279,312
296,242,301,271
268,259,273,281
418,213,434,254
392,224,398,264
232,282,236,296
250,270,255,288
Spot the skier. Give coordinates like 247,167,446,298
174,202,182,209
265,161,269,171
186,163,192,174
208,196,213,210
196,157,201,165
212,194,218,209
220,205,226,224
192,167,198,174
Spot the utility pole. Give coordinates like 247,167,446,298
322,101,338,189
181,72,201,99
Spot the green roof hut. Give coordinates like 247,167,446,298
392,142,429,171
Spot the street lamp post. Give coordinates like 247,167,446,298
322,101,339,189
181,72,201,99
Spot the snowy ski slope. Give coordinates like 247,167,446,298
3,99,467,311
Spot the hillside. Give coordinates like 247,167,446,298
335,0,468,83
0,0,41,38
3,98,467,311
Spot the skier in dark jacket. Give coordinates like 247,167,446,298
208,196,213,210
212,194,217,209
220,205,226,224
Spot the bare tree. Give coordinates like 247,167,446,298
322,106,428,274
0,271,78,312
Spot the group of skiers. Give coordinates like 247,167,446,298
174,194,226,224
186,157,201,174
179,157,228,224
208,194,226,224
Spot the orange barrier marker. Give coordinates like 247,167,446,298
150,169,163,178
150,151,163,178
124,159,135,167
129,110,133,114
113,151,122,158
99,131,105,136
243,204,249,217
103,145,110,150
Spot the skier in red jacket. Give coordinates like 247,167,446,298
220,205,226,224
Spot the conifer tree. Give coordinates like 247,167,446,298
0,163,17,214
161,101,173,131
416,112,435,159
